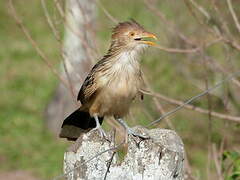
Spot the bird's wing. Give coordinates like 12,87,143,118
77,57,109,104
77,72,97,104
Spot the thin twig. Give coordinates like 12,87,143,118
155,45,200,53
55,0,97,61
188,0,210,20
61,57,77,99
144,0,239,92
223,37,240,51
212,144,224,180
202,54,212,180
96,0,119,24
141,91,240,123
10,0,77,101
103,151,116,180
154,37,222,54
147,70,240,127
53,0,64,17
210,0,231,36
184,0,219,36
143,75,175,129
41,0,61,42
143,0,195,46
204,55,240,89
142,76,196,179
103,128,117,180
8,0,70,90
153,99,175,129
75,0,100,56
185,0,240,52
226,0,240,35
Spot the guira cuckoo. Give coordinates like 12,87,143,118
60,20,157,141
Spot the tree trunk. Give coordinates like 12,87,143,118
45,0,96,136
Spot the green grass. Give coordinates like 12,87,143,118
0,1,67,179
0,0,240,179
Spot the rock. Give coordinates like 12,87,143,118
63,126,185,180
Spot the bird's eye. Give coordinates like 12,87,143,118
130,32,135,36
134,38,142,41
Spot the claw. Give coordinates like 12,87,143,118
127,128,149,140
115,118,150,143
91,126,107,138
92,115,108,139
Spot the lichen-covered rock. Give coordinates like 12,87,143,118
64,127,185,180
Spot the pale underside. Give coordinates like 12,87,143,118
80,48,145,118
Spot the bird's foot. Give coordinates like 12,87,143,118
92,115,109,141
91,126,107,138
123,128,150,145
127,128,149,140
115,118,150,143
125,128,150,147
91,125,111,142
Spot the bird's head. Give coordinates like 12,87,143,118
111,20,157,51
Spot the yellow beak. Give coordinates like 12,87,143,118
141,32,158,46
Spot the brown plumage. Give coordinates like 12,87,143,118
60,20,157,141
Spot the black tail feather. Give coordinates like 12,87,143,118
59,109,104,140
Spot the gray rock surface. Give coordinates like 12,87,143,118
64,127,185,180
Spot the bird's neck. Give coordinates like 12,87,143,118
106,42,143,65
98,43,144,86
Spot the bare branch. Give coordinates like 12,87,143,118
8,0,70,91
54,0,98,61
146,70,240,127
185,0,240,52
154,35,222,54
188,0,210,20
223,37,240,51
53,0,65,17
206,56,240,89
210,0,231,36
41,0,61,42
41,0,80,99
143,75,175,129
96,0,119,24
202,55,213,180
155,45,200,53
184,0,217,36
143,0,195,46
212,144,224,180
226,0,240,35
143,90,240,123
103,151,116,180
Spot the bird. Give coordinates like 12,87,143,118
59,20,157,141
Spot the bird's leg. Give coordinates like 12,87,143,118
91,115,107,138
115,118,149,141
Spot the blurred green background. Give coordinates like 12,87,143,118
1,0,240,179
